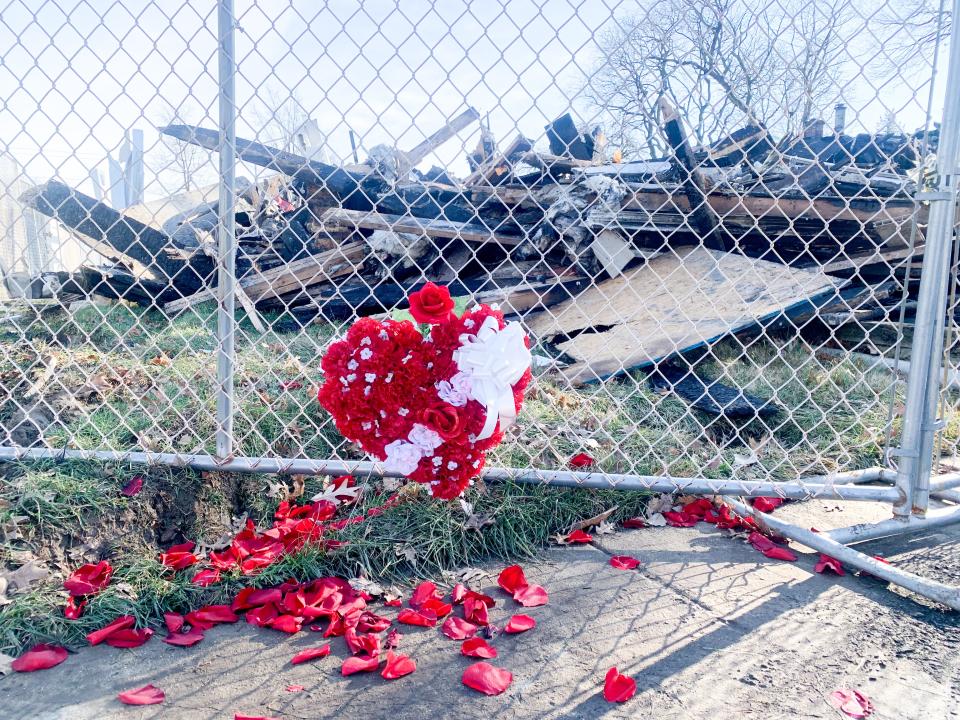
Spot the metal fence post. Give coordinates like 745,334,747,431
215,0,237,459
897,0,960,516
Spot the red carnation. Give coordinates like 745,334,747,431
408,282,454,324
421,403,462,440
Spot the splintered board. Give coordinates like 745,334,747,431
526,246,846,385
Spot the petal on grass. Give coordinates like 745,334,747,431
104,628,154,648
381,651,416,679
291,645,331,665
504,615,536,634
87,615,136,646
63,561,113,596
603,667,637,703
461,637,497,659
462,662,512,696
11,644,68,672
117,684,165,706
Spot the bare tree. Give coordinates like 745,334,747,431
585,0,850,155
150,103,215,195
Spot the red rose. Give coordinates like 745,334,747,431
421,403,462,440
408,282,455,324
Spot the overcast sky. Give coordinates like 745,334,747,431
0,0,949,200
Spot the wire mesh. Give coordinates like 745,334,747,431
0,0,955,503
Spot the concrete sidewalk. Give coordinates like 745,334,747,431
3,500,959,719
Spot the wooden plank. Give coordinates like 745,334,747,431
527,246,845,385
462,134,533,186
397,107,479,174
20,180,212,294
320,208,522,246
163,241,366,313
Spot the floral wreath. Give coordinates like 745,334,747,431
318,283,532,499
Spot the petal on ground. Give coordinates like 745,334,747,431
461,637,498,659
117,684,165,706
442,616,478,640
497,565,528,595
609,555,641,570
828,689,874,718
603,667,637,703
291,644,331,665
341,655,380,676
381,651,416,679
11,644,68,672
86,615,136,646
504,615,536,634
513,584,548,607
462,662,512,695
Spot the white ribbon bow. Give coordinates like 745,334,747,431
453,316,531,440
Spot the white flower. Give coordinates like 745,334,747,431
346,373,356,383
437,371,472,406
464,319,475,329
383,440,423,476
364,386,371,396
360,348,373,360
361,422,372,430
364,372,376,383
385,373,394,383
347,359,359,370
360,337,371,346
408,423,443,452
378,330,389,340
432,456,443,467
447,461,458,470
398,407,409,417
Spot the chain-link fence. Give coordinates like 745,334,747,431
2,0,960,606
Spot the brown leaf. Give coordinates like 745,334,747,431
148,353,173,367
570,505,618,533
464,512,495,532
0,560,49,593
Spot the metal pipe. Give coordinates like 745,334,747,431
928,472,960,491
823,505,960,545
911,0,960,514
0,447,901,501
727,498,960,611
215,0,238,459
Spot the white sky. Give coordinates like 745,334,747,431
0,0,950,200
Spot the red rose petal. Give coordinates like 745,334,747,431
569,452,596,468
603,667,637,703
291,644,331,665
397,607,437,627
163,612,185,633
513,584,548,607
63,560,113,597
341,655,380,676
235,715,280,720
622,517,647,529
191,568,221,587
751,496,784,513
462,661,512,695
663,511,698,528
87,615,136,645
120,475,144,497
64,596,86,620
609,555,641,570
385,629,403,649
504,614,536,633
285,685,305,693
409,581,438,609
381,650,416,679
159,542,199,570
461,637,498,659
497,565,528,595
441,616,478,640
117,684,165,706
232,587,282,612
565,529,593,543
104,627,154,648
268,614,303,634
815,554,845,576
828,688,874,718
11,644,68,672
163,627,205,647
451,583,467,604
762,546,798,562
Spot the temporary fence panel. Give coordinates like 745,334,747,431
1,0,959,607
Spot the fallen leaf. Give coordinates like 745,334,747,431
570,506,617,533
2,561,50,593
828,688,873,718
117,684,165,706
646,513,667,527
148,353,173,367
603,667,637,703
0,653,14,675
462,661,512,695
504,614,536,634
609,555,641,570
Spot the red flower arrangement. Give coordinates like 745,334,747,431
318,283,532,499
